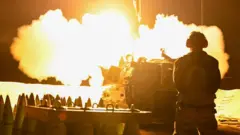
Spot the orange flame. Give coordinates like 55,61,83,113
1,9,235,119
11,9,229,87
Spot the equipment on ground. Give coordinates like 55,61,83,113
124,59,177,132
0,93,152,135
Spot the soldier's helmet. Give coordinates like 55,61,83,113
186,31,208,49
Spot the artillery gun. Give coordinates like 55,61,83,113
102,49,177,131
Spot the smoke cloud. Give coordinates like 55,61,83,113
10,10,229,86
135,15,229,78
201,26,229,78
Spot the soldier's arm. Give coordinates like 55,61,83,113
173,58,186,93
162,52,175,63
208,59,221,94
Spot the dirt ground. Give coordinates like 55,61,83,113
139,125,240,135
140,130,240,135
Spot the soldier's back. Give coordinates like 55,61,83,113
176,51,219,106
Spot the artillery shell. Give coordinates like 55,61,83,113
0,95,4,123
86,98,92,108
22,93,37,133
74,97,82,107
67,96,73,107
16,95,21,106
22,93,28,106
56,95,61,101
26,95,29,105
35,95,40,106
28,93,36,106
74,99,78,107
14,94,26,130
61,97,66,106
98,98,104,108
2,95,14,135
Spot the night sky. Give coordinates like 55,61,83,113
0,0,239,89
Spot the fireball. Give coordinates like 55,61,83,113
11,9,228,86
6,8,229,108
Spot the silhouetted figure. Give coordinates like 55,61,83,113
119,54,136,84
80,76,91,86
40,77,63,85
173,31,221,135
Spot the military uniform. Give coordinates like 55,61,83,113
173,51,221,135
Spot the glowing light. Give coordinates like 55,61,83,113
10,9,229,103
